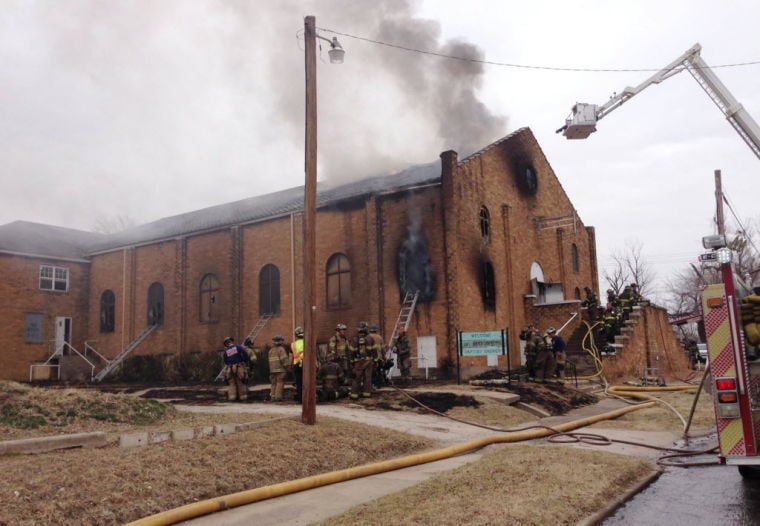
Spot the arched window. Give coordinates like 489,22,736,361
574,287,581,300
481,261,496,310
479,206,490,243
259,264,281,315
326,253,351,309
147,282,164,326
100,290,115,333
199,274,219,323
571,244,580,273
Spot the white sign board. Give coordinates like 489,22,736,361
417,336,437,370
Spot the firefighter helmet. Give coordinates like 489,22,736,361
336,323,347,331
223,336,234,345
358,321,368,330
272,335,284,344
294,326,304,338
546,326,556,335
368,324,379,333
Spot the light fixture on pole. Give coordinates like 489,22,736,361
302,16,343,425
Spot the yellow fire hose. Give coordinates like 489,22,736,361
126,401,657,526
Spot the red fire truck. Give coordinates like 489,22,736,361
699,235,760,477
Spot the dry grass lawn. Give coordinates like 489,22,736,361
320,445,652,526
0,380,701,526
589,388,716,433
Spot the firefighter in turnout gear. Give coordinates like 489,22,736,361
350,322,373,398
548,327,567,384
533,328,557,383
317,352,347,402
581,287,599,322
329,323,353,378
268,335,290,401
222,337,249,401
367,324,389,388
519,324,541,380
393,327,412,383
291,327,305,403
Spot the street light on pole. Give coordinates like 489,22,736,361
302,16,343,425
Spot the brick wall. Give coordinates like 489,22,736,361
0,254,90,381
1,127,602,383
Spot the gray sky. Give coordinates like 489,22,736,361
2,0,759,302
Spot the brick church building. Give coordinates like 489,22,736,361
0,128,599,382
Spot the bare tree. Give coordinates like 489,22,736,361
603,239,656,297
664,217,760,315
92,214,137,234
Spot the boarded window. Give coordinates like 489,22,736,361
326,253,351,309
482,261,496,311
147,282,164,326
25,313,44,343
100,290,116,333
200,274,219,323
259,264,281,315
571,244,580,273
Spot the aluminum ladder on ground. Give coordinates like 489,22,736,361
93,324,158,382
214,314,273,382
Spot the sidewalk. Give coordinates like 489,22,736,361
175,389,679,525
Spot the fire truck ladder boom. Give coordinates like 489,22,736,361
214,314,273,382
559,43,760,161
93,324,158,382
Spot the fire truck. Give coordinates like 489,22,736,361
699,235,760,477
558,43,760,476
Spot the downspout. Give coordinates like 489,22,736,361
121,248,127,354
375,197,385,334
290,213,297,329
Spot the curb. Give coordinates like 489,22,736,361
0,432,108,455
576,467,663,526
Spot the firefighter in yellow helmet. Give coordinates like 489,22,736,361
291,327,305,403
329,322,353,378
268,335,290,401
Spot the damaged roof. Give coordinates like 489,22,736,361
0,159,441,260
0,127,532,261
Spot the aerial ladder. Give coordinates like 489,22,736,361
557,43,760,160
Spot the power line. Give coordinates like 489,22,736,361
722,192,760,257
318,26,760,73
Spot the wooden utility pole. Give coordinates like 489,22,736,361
715,169,725,236
302,15,317,425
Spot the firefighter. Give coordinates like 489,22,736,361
291,327,305,403
329,323,353,378
222,337,249,401
619,285,634,321
393,327,412,383
533,328,556,383
317,352,346,402
519,324,541,380
581,287,599,322
243,337,258,381
350,322,373,398
547,327,567,384
606,289,619,310
268,335,290,402
367,324,388,388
